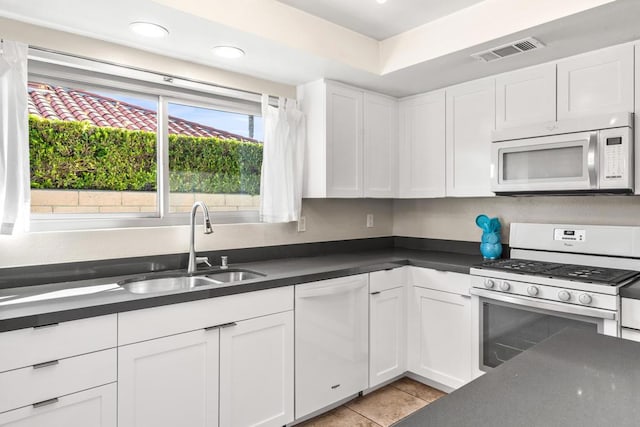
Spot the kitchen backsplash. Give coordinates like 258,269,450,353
393,196,640,244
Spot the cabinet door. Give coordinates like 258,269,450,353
295,275,369,418
398,90,446,198
370,286,406,387
118,329,219,427
0,383,116,427
326,83,364,197
446,78,495,197
496,63,556,129
408,287,472,389
219,312,294,427
364,92,397,198
557,43,634,119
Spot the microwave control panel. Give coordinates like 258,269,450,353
599,127,632,189
604,136,624,179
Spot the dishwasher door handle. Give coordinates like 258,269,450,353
297,280,367,299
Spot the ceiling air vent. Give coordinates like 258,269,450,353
471,37,545,62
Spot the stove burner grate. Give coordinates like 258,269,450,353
479,258,640,286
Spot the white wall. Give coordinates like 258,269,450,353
393,197,640,245
0,199,393,268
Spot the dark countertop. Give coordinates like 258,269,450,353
0,248,482,332
394,328,640,427
620,280,640,300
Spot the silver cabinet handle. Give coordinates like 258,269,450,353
205,321,237,331
33,397,58,408
33,323,58,329
33,360,59,369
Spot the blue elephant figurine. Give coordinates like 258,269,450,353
475,215,503,260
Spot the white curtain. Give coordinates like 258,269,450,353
259,95,305,223
0,40,30,235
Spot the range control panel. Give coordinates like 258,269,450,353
554,228,586,242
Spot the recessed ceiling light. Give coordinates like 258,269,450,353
129,21,169,38
212,46,245,59
376,0,387,4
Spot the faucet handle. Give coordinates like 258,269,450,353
221,256,228,269
196,256,212,268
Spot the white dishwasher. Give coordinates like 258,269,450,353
295,273,369,419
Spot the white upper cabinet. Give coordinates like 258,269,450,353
364,92,398,198
446,78,495,197
299,80,398,198
398,90,446,198
496,63,556,129
299,80,364,197
557,43,634,119
326,83,364,197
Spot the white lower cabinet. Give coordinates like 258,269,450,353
295,275,369,419
117,287,294,426
0,383,116,427
369,286,406,387
408,272,473,390
118,310,294,427
219,312,294,427
118,328,220,427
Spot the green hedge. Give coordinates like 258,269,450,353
29,116,263,195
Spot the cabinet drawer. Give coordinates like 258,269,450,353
409,267,470,296
621,327,640,342
0,314,117,373
621,298,640,329
0,383,116,427
0,349,116,413
370,267,407,292
118,286,293,345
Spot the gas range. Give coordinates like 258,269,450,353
469,223,640,372
470,223,640,311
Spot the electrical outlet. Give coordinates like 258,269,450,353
366,214,374,228
297,216,306,232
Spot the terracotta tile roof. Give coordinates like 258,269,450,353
27,82,260,143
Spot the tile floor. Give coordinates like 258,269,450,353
298,378,446,427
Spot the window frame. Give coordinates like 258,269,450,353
28,49,263,232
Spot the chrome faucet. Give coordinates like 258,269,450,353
187,201,213,274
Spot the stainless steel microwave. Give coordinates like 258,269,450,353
490,113,633,194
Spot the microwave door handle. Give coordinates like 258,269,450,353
587,132,598,188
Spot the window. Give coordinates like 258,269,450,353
27,51,264,230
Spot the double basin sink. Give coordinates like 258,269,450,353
119,270,265,294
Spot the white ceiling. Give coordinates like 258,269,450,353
0,0,639,97
276,0,486,40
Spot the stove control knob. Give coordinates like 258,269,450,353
484,279,495,289
527,286,539,297
558,290,571,302
500,281,511,291
579,294,592,305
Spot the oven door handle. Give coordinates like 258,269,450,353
470,288,617,320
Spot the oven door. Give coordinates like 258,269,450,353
470,288,618,375
490,131,597,193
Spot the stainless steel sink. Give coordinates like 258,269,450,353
205,270,265,283
119,275,217,294
118,269,266,294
